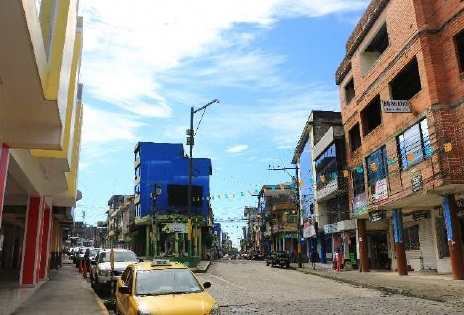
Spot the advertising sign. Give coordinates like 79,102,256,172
162,223,187,233
352,192,368,217
372,178,388,202
381,100,411,113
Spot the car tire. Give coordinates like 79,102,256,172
94,276,101,294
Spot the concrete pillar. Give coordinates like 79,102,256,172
20,197,44,286
0,144,10,227
393,209,408,276
39,206,52,280
320,232,326,263
357,219,369,272
442,195,464,280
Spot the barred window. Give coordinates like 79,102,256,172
351,167,365,197
403,225,420,251
397,118,432,169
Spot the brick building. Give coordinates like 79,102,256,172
336,0,464,279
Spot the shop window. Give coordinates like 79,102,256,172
390,57,421,100
361,95,382,136
349,124,362,152
403,225,420,251
351,167,365,197
454,29,464,73
397,118,432,169
344,78,355,105
360,23,389,75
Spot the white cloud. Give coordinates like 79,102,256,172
81,105,145,145
78,0,367,114
226,145,249,154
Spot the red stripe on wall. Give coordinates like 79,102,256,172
39,207,51,280
21,197,41,285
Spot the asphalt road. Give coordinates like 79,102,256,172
198,259,464,315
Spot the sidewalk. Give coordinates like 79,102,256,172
7,259,108,315
290,262,464,306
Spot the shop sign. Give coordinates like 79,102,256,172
162,223,187,233
324,223,338,234
411,169,423,192
381,99,411,113
369,211,384,222
282,233,297,239
412,210,428,221
372,178,388,202
352,192,368,217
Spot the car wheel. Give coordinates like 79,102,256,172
94,276,101,294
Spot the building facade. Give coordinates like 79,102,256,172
336,0,464,278
133,142,212,259
0,0,84,286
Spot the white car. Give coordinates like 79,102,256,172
90,249,138,293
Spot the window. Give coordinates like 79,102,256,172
397,118,432,169
403,225,420,251
349,124,362,152
315,143,337,189
351,167,365,197
390,57,421,100
366,146,388,185
167,184,203,207
361,96,382,136
454,29,464,73
361,23,389,74
344,78,355,104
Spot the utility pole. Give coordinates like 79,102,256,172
186,99,219,257
268,165,303,268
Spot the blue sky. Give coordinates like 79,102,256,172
74,0,369,246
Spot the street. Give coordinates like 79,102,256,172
197,260,464,315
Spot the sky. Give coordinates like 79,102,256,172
71,0,370,247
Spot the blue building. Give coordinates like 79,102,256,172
133,142,212,258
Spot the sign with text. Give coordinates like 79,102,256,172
381,100,411,113
372,178,388,202
352,192,368,217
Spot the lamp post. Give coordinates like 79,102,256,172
151,184,162,257
268,165,303,268
186,99,219,257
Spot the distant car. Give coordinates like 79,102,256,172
268,251,290,268
90,249,139,293
115,259,220,315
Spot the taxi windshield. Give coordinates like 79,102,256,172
135,269,203,296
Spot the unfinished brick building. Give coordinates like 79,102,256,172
336,0,464,279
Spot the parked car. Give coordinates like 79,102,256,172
268,251,290,268
90,249,139,293
115,259,220,315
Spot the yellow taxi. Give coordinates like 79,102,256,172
115,259,220,315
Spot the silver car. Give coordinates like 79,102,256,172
90,249,138,293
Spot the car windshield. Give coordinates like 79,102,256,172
135,269,203,296
99,251,137,262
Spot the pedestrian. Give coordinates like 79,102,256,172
335,248,343,272
309,250,317,270
83,248,90,279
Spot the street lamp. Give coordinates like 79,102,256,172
268,165,303,268
151,184,162,257
186,99,220,257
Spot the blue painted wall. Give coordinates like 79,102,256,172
134,142,212,218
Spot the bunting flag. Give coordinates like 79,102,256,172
444,143,452,152
370,162,377,172
343,170,349,178
356,166,363,173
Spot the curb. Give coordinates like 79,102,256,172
292,267,446,304
193,261,211,273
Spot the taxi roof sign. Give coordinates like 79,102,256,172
151,259,172,267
